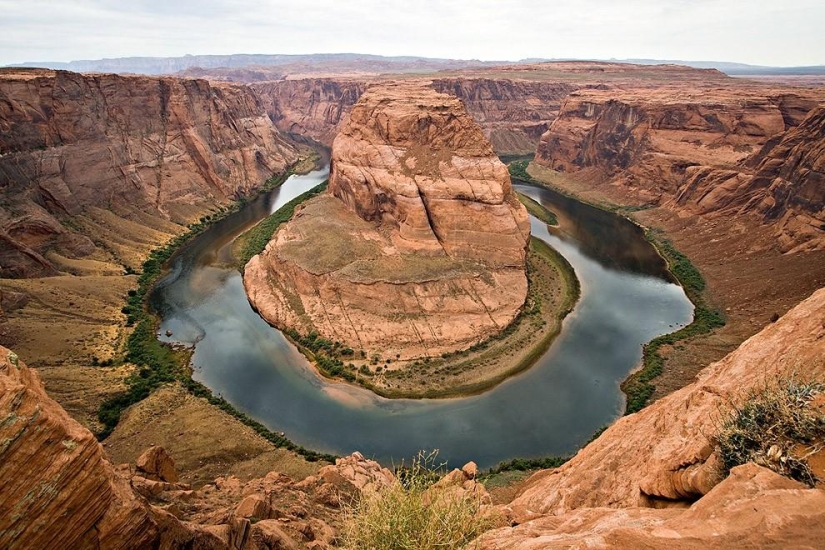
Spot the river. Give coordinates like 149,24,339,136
149,166,693,469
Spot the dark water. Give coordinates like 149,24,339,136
150,169,693,469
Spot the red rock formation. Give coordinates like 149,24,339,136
480,463,825,549
245,83,530,360
675,104,825,252
0,346,160,549
252,78,366,145
534,87,825,250
0,68,299,278
252,77,580,154
430,78,578,154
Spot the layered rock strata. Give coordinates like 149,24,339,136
0,347,160,549
675,104,825,252
534,87,825,251
0,68,298,277
245,83,530,359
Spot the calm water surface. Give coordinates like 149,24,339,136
150,169,693,468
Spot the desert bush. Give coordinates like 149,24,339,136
714,379,825,486
341,451,499,550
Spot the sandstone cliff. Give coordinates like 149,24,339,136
245,83,530,360
0,346,161,549
675,104,825,253
534,87,825,250
478,286,825,547
0,69,299,278
252,78,367,145
252,77,581,154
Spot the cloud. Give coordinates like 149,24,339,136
0,0,822,66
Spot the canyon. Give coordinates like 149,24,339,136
2,286,823,548
1,59,824,548
534,86,825,253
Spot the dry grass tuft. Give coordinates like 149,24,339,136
715,379,825,486
341,451,500,550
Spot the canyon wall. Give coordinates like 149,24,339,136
251,77,582,154
675,104,825,253
244,83,530,360
0,69,299,278
252,78,366,145
429,78,578,153
534,87,825,251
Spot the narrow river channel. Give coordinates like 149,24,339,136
149,166,693,469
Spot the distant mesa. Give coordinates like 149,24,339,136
244,83,530,361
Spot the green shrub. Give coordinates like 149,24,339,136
487,455,568,474
507,159,534,183
714,379,825,486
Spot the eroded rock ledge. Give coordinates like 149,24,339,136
244,83,530,360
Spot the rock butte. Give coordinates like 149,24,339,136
244,83,530,360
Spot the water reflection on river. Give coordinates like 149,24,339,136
150,169,693,468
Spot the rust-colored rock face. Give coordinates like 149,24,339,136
675,105,825,252
0,68,298,278
534,88,825,251
245,83,530,359
429,78,578,153
479,463,825,549
328,83,530,265
0,347,159,549
252,78,366,145
252,77,580,154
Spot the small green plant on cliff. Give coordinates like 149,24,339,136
714,379,825,487
341,451,500,550
485,455,568,474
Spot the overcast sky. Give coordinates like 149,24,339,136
1,0,823,67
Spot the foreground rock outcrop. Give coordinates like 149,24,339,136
0,347,160,548
245,83,530,360
0,68,299,277
478,287,825,547
481,463,825,549
0,344,402,549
